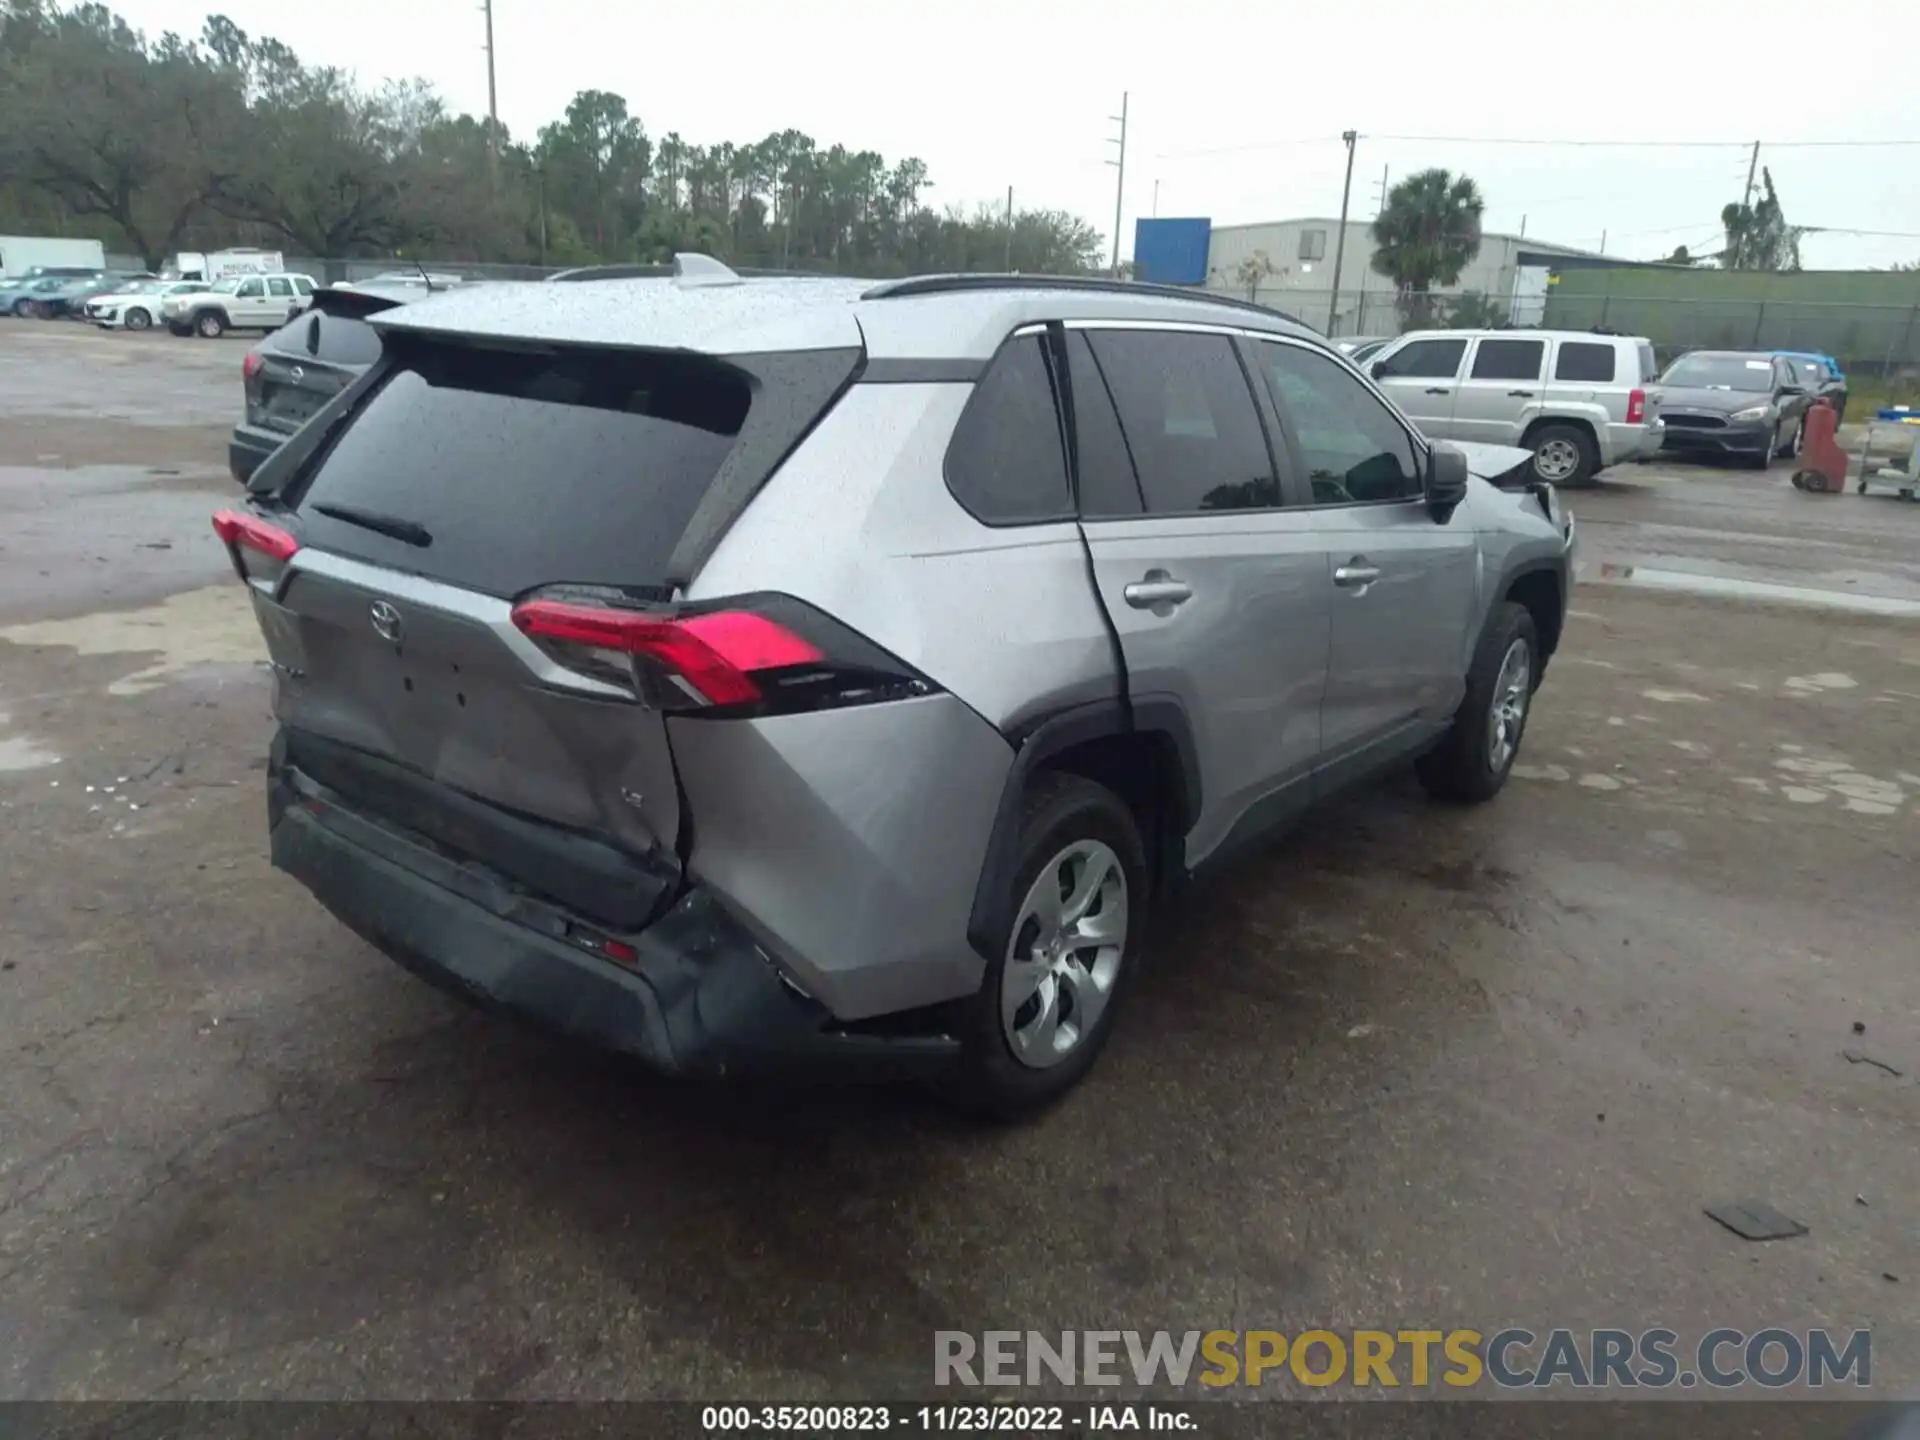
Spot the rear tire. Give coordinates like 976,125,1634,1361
1528,424,1597,488
1417,602,1539,805
946,772,1147,1119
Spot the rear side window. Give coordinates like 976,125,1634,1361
1065,331,1143,518
1470,339,1544,381
297,345,749,598
1375,337,1467,379
1555,341,1617,383
1636,342,1659,382
1086,330,1279,514
943,335,1072,525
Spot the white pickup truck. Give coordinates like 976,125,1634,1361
162,273,318,338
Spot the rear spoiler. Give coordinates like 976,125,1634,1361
306,286,410,321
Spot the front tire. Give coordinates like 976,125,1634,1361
1417,602,1539,805
948,772,1147,1118
194,310,227,338
1528,424,1597,488
124,307,152,331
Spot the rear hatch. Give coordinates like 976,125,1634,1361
247,290,393,438
243,330,859,931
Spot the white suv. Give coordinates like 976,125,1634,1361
1364,329,1664,486
163,273,318,338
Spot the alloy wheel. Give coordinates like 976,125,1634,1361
1000,839,1128,1070
1487,638,1532,772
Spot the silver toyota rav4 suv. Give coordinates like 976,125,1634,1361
215,260,1576,1115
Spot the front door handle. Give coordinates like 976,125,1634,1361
1333,560,1382,589
1424,387,1451,396
1123,573,1192,609
1508,389,1535,398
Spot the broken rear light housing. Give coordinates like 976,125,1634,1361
212,508,299,586
511,589,938,718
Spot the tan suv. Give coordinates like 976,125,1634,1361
1365,328,1665,486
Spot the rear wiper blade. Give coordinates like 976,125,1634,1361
312,501,432,547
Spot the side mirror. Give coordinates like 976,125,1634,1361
1370,360,1389,380
1779,384,1805,397
1425,443,1470,514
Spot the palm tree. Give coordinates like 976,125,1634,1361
1370,168,1484,328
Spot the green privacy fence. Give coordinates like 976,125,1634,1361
1542,268,1920,371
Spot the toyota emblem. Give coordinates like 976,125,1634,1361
369,599,403,644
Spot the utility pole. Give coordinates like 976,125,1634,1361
1152,179,1160,217
1004,186,1014,271
1742,140,1761,209
1325,129,1358,338
1107,91,1128,277
481,0,500,182
1599,229,1607,255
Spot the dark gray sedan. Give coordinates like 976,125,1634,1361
1651,351,1815,469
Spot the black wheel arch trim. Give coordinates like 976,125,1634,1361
965,696,1202,962
1493,554,1570,658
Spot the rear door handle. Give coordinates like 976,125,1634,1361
1508,389,1535,398
1123,575,1192,609
1333,560,1382,589
1424,387,1451,396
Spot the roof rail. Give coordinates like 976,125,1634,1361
860,273,1308,328
545,256,861,285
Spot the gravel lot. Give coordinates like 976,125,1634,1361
1,323,1916,1403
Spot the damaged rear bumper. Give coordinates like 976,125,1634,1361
268,748,959,1080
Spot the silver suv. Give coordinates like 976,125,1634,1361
1365,328,1664,487
216,260,1576,1114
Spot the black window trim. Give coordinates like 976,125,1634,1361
938,324,1077,530
1058,319,1295,522
1247,333,1431,512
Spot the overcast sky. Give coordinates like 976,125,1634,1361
110,0,1920,269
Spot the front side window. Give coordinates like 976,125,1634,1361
1258,341,1422,505
1085,330,1280,514
236,278,265,298
1374,337,1468,380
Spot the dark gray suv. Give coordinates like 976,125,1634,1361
215,259,1576,1114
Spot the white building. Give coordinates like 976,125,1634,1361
1193,217,1602,337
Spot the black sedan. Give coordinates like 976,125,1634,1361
1650,351,1816,468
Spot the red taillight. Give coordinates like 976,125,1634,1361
1627,388,1646,425
511,600,822,707
212,509,299,562
242,351,263,381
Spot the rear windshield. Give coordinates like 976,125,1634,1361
295,344,749,598
266,310,383,366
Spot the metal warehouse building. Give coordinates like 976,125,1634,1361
1134,215,1603,338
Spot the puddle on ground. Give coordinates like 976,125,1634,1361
1589,563,1920,617
0,585,262,694
0,733,61,771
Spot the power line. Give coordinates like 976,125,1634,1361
1154,133,1920,161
